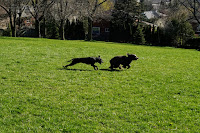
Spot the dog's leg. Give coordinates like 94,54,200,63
122,65,127,68
91,64,98,70
113,64,119,68
109,65,114,69
119,65,122,69
95,66,98,70
64,61,77,68
127,64,131,69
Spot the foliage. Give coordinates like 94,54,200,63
0,37,200,132
165,19,194,47
185,38,200,49
133,25,145,45
2,26,11,37
110,0,142,43
45,20,59,39
111,0,139,25
143,25,152,45
65,20,85,40
99,0,114,11
144,25,167,46
178,0,200,24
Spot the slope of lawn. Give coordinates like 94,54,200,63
0,37,199,132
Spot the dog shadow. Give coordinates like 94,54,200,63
59,67,93,71
100,68,121,72
59,67,121,72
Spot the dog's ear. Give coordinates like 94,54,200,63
127,53,130,56
98,55,100,58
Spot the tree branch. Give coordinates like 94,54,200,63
0,4,10,15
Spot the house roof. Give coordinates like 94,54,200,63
0,8,7,15
151,0,171,4
151,0,161,4
143,10,167,19
0,8,8,21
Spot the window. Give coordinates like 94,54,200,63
92,27,100,35
105,28,109,32
26,20,30,23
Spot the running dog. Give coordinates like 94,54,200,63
63,56,103,70
109,54,138,70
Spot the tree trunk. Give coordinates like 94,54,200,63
60,19,65,40
11,25,16,37
18,13,22,29
43,18,46,38
9,14,16,37
35,19,41,38
87,17,93,41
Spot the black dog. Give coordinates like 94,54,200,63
109,53,138,70
63,56,103,70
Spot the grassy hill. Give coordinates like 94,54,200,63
0,37,199,132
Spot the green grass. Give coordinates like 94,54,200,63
0,37,199,132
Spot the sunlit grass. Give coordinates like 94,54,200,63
0,37,199,132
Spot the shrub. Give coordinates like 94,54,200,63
133,25,146,45
46,20,59,39
185,38,200,49
3,26,11,37
165,19,194,47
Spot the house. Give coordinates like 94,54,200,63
189,19,200,35
143,10,167,19
0,8,9,35
20,6,34,28
143,10,167,27
92,20,110,41
151,0,171,10
0,6,34,31
0,8,9,29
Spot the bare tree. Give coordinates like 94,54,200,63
0,0,30,36
178,0,200,24
16,0,29,29
28,0,55,37
0,0,18,37
53,0,78,40
79,0,112,41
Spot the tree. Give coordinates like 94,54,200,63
142,0,153,11
28,0,55,38
16,0,29,29
178,0,200,24
165,18,194,47
110,0,142,42
79,0,113,41
45,18,59,39
133,25,145,45
53,0,79,40
144,25,152,44
0,0,18,37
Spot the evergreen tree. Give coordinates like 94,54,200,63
144,25,152,45
46,19,59,39
133,25,145,45
165,19,194,47
110,0,142,42
3,24,12,37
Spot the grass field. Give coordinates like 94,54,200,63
0,37,199,132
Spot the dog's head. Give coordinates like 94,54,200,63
96,56,103,64
127,53,139,60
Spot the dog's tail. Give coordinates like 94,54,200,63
67,59,74,62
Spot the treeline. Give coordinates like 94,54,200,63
110,21,199,49
0,0,200,49
109,0,199,49
0,0,113,40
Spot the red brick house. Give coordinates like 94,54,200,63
92,20,110,41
